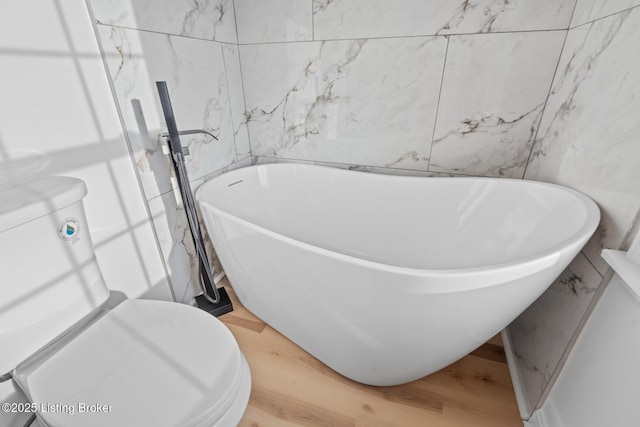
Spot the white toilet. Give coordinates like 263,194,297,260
0,176,251,426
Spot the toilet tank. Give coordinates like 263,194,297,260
0,177,109,375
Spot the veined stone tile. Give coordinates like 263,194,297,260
429,31,565,178
98,25,237,200
235,0,312,43
313,0,575,40
222,44,251,159
525,8,640,274
571,0,640,27
507,252,603,415
90,0,237,42
240,37,447,169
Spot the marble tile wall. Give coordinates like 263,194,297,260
241,37,447,170
429,31,564,177
525,6,640,274
91,0,238,42
311,0,575,39
508,3,640,417
508,254,603,414
237,0,573,177
89,0,250,303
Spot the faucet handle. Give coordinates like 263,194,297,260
160,129,217,157
162,144,190,156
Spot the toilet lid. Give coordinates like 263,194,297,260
14,299,245,427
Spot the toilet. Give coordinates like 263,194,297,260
0,176,251,426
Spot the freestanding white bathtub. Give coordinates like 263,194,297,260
196,163,600,386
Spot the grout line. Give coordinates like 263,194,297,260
311,0,315,41
94,21,239,45
235,48,254,159
231,0,253,158
569,4,640,30
236,28,569,46
520,12,575,180
581,249,605,278
232,0,240,45
254,155,483,177
220,43,240,162
426,36,449,172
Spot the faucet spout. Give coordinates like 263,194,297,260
160,129,219,141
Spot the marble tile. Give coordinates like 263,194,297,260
313,0,576,40
235,0,312,44
313,0,454,40
148,190,197,304
97,26,238,200
571,0,640,27
525,8,640,274
436,0,576,34
222,44,251,159
90,0,237,42
148,189,228,304
429,31,565,178
240,37,447,169
507,252,603,415
152,157,253,303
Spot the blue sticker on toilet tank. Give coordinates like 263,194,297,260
57,218,80,243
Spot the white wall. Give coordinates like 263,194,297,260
0,1,174,424
0,0,172,301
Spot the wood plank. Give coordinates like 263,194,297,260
221,313,267,334
218,279,522,427
249,385,357,427
470,342,508,364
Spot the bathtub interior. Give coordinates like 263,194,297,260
197,164,597,270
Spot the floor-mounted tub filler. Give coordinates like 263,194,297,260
197,164,600,386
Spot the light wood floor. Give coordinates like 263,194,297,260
218,278,523,427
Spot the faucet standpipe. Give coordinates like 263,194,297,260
155,81,231,314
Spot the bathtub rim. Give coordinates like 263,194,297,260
197,165,599,292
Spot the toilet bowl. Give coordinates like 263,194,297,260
14,299,251,427
0,176,251,426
